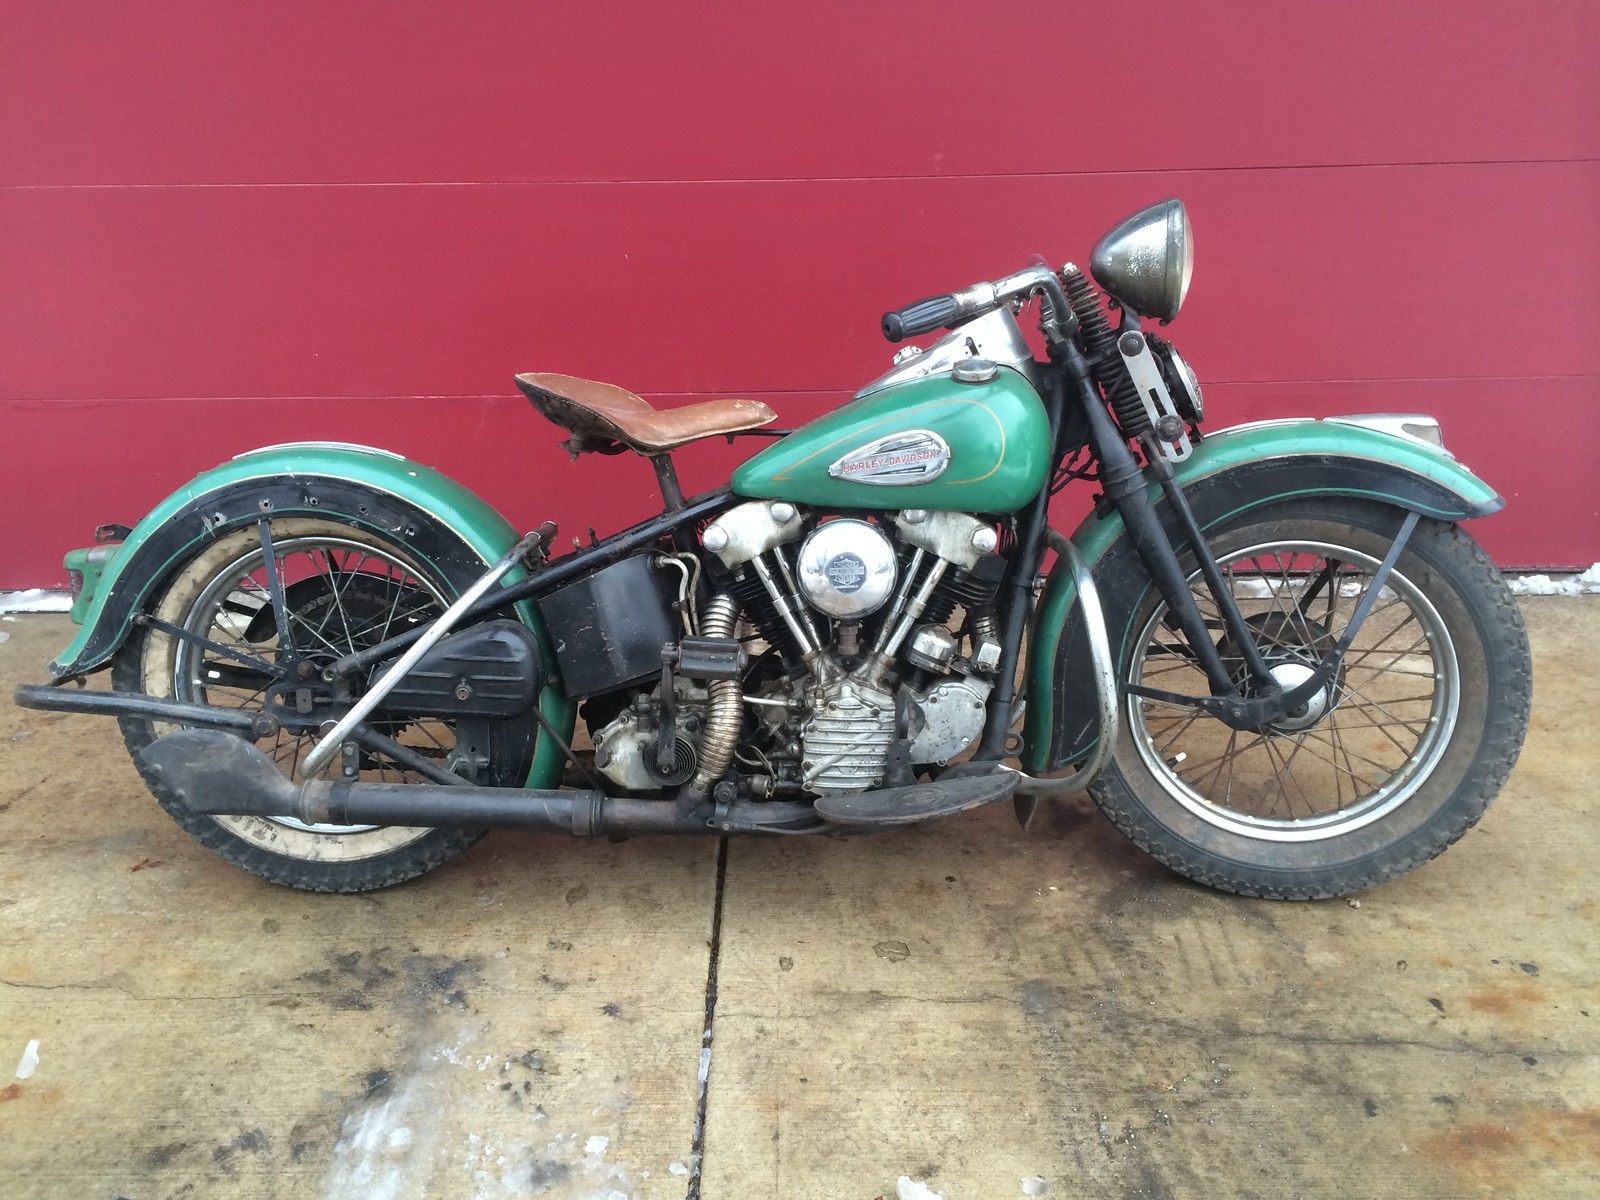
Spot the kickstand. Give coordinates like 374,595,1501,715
1014,794,1039,830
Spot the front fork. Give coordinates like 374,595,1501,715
1056,341,1416,734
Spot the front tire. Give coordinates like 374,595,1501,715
1089,498,1531,898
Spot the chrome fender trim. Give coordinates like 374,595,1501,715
1325,413,1449,453
1006,529,1118,797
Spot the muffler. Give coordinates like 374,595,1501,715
138,729,819,836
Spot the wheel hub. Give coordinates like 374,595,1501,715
1221,610,1341,732
1265,660,1333,731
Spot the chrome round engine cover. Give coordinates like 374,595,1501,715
795,519,898,618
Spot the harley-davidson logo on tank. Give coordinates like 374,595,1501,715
827,430,951,486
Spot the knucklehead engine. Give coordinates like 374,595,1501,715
584,498,1007,799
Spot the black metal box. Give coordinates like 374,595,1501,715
534,554,679,697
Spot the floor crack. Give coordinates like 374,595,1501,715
1,976,331,1004
685,836,729,1200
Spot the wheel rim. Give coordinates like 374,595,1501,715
1127,537,1461,842
171,533,454,845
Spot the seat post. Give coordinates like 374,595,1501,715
649,454,685,512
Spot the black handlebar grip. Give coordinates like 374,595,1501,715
882,293,962,342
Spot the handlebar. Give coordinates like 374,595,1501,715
881,294,963,342
881,263,1070,344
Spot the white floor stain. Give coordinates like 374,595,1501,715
322,1043,445,1200
898,1176,943,1200
13,1040,40,1080
321,1028,638,1200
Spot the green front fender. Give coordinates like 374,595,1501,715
1020,417,1503,773
51,441,575,786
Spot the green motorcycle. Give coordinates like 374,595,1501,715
16,199,1531,898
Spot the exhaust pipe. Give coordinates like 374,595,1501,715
138,729,819,837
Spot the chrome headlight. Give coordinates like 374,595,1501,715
1088,198,1193,322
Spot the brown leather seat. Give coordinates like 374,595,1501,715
515,372,778,455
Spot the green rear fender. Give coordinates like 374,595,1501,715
1020,418,1504,773
50,441,575,786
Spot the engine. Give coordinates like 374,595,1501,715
700,500,1006,794
586,499,1008,798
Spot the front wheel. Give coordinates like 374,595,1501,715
1089,498,1531,898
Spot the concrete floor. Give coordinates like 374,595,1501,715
0,600,1595,1199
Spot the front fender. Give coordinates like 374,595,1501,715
1021,416,1503,772
49,441,575,783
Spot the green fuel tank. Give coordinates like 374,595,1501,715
731,366,1051,513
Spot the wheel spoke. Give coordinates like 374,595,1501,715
373,563,408,645
1178,731,1269,784
1320,713,1430,734
318,548,359,654
1333,685,1437,721
1258,735,1296,817
1301,726,1402,776
1253,554,1298,633
1275,732,1316,808
1222,727,1242,809
1201,727,1241,799
1340,611,1419,665
1346,706,1423,759
1345,633,1432,677
1154,709,1207,754
285,610,347,657
1347,664,1439,680
345,596,439,646
1276,554,1323,648
1290,725,1383,792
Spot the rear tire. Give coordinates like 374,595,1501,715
1089,499,1531,898
116,512,534,892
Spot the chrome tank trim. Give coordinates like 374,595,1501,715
855,308,1037,399
828,430,951,486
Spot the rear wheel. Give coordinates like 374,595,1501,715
116,514,534,892
1089,498,1531,898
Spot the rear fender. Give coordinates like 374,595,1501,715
1021,417,1503,772
49,441,575,785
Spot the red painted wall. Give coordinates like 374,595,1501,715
3,2,1597,586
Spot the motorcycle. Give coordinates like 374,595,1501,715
15,199,1531,898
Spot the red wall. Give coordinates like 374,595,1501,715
3,2,1597,585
